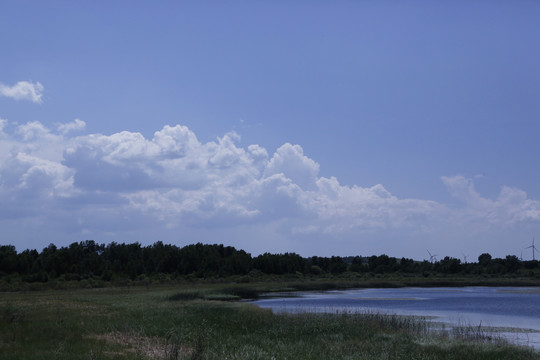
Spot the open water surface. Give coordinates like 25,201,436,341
252,287,540,349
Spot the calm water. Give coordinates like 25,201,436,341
252,287,540,349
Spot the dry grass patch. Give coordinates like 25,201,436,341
91,331,194,359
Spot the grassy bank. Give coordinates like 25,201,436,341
1,283,539,359
2,271,540,293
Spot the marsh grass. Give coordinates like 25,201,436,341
0,285,538,359
168,285,260,302
449,321,500,343
2,302,27,324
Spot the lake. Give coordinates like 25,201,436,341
252,287,540,349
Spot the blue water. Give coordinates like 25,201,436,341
252,287,540,349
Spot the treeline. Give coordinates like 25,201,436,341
1,241,539,285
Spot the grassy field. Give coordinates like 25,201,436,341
1,283,539,360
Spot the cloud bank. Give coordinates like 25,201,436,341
0,81,44,103
1,120,539,258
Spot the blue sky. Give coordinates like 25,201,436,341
1,1,539,260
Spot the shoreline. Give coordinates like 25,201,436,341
251,286,540,350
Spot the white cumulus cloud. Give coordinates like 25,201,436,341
0,81,44,103
0,118,7,134
1,121,540,258
442,175,540,226
263,143,320,190
57,119,86,134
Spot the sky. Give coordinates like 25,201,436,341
1,1,540,261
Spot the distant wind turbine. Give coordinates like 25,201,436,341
462,253,468,264
427,250,438,263
526,237,539,261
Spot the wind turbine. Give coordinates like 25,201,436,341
427,250,438,263
462,253,468,264
526,237,539,261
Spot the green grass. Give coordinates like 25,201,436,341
3,271,540,293
0,284,538,359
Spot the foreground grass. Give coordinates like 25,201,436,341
1,284,539,360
